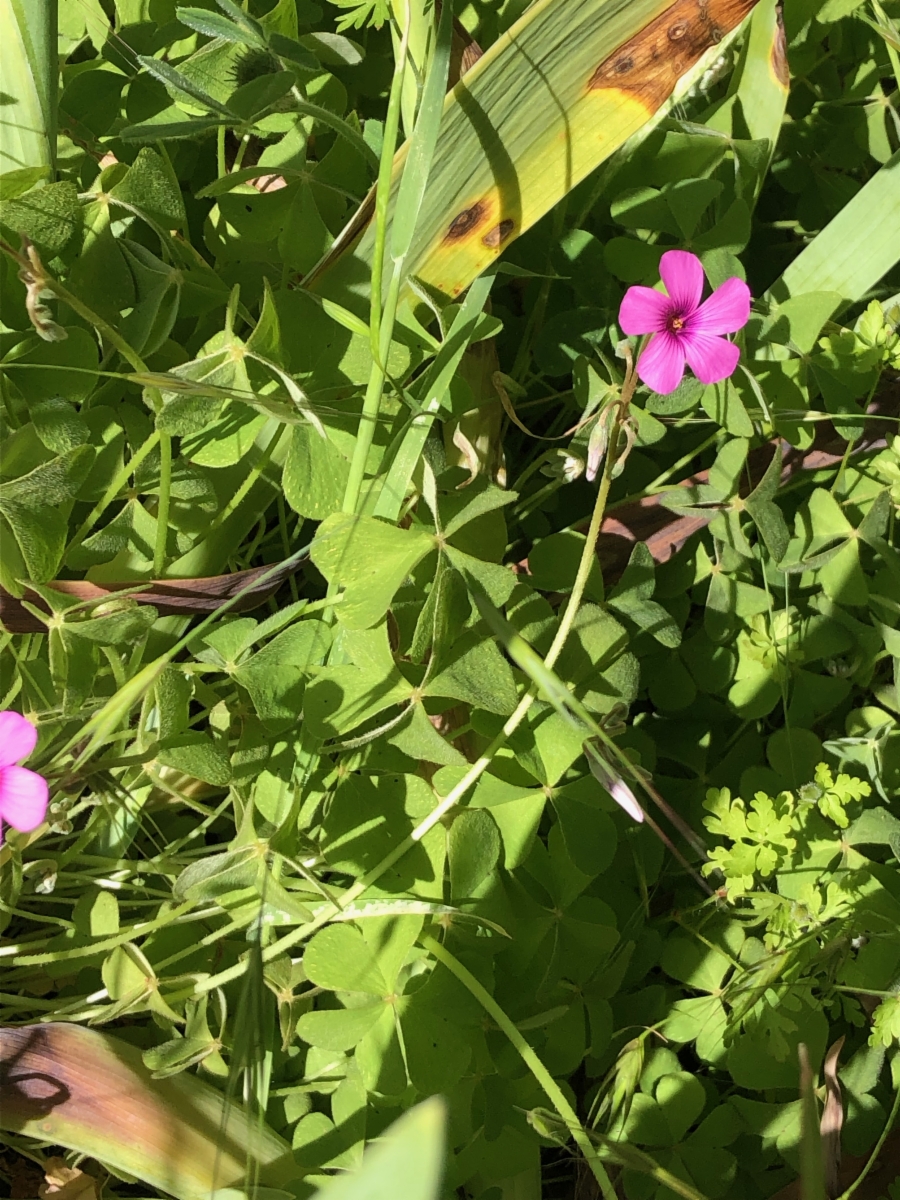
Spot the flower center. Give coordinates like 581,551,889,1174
668,313,686,333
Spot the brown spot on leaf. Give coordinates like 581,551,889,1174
772,4,789,86
445,202,488,241
482,218,515,248
588,0,757,107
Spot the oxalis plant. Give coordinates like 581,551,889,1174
0,0,899,1198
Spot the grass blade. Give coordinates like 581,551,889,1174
769,149,900,304
0,1023,297,1198
0,0,56,174
308,0,758,313
390,0,454,262
799,1043,827,1200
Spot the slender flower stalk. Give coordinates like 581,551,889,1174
619,250,751,395
0,711,48,843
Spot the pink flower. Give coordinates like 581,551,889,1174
584,739,644,823
0,711,48,844
619,249,751,395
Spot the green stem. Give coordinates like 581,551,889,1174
277,495,300,603
217,125,227,177
369,11,412,359
515,476,564,522
65,431,161,560
836,1076,899,1200
607,428,721,513
232,132,251,172
152,432,172,578
337,9,412,522
49,280,148,374
341,267,404,516
33,0,58,177
872,0,900,93
193,371,636,995
206,423,285,533
421,934,617,1200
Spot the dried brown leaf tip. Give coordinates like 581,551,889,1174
772,4,790,86
17,236,68,343
821,1036,845,1199
588,0,757,108
39,1159,101,1200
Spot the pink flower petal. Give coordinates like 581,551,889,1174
690,276,751,334
636,331,687,394
0,711,38,768
0,765,49,833
609,778,644,823
618,286,671,335
659,250,704,315
682,332,741,384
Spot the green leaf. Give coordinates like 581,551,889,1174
136,55,237,118
425,627,519,716
0,180,81,255
319,771,444,895
441,481,518,540
296,1003,385,1051
761,291,843,356
143,1037,222,1079
388,702,465,767
229,72,296,122
700,378,753,437
551,780,618,876
693,198,751,254
744,444,789,563
176,5,265,47
611,186,681,236
845,807,900,847
173,848,261,902
311,514,435,629
766,728,823,788
448,808,501,899
0,166,48,200
661,934,733,994
156,733,231,786
302,924,388,995
62,604,158,647
445,546,517,607
278,183,333,274
110,147,187,229
283,425,350,521
234,620,331,729
309,1099,445,1200
304,623,412,739
0,445,95,581
118,240,181,356
666,178,724,239
119,110,229,142
3,326,100,402
656,1072,706,1144
59,66,127,139
268,34,319,70
770,150,900,305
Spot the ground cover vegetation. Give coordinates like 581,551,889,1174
0,0,899,1197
